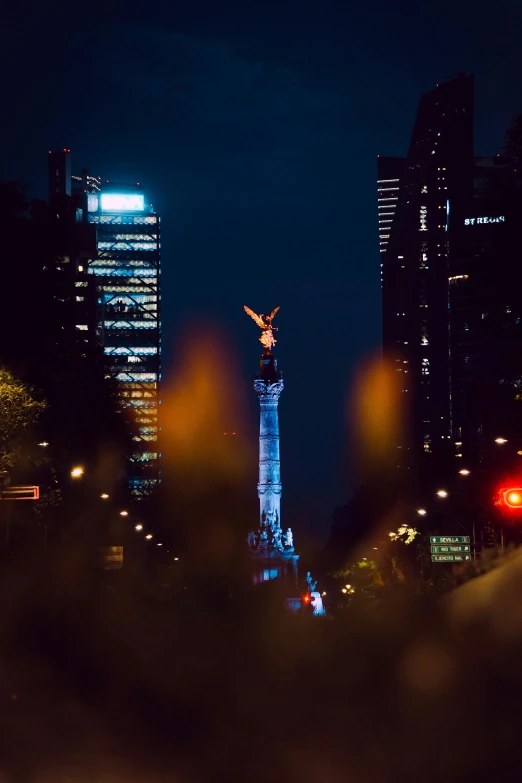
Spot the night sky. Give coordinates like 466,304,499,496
2,0,522,539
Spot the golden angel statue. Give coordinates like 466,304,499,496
244,305,280,351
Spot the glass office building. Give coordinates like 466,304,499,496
86,188,161,497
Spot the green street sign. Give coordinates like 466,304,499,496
431,545,471,553
430,535,470,544
432,554,471,562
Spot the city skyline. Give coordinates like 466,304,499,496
2,0,522,535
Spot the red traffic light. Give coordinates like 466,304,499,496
503,488,522,508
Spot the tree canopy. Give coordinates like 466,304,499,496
0,368,46,470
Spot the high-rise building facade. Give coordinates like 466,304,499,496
84,187,161,497
377,157,405,286
379,75,474,471
448,155,522,462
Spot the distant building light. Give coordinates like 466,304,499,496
100,193,145,212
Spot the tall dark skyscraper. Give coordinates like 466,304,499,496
448,155,521,462
379,75,474,471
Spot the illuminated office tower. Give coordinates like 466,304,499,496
86,187,161,497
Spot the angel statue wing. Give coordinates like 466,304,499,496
244,305,265,329
269,306,280,322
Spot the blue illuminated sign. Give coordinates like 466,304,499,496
100,193,145,212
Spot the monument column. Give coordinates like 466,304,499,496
244,305,298,585
255,353,284,529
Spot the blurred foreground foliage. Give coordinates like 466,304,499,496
0,529,521,783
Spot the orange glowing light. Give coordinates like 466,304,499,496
505,489,522,508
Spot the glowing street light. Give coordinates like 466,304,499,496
70,466,84,478
417,508,427,516
135,524,143,531
459,469,470,475
436,490,448,498
38,442,49,447
157,542,163,547
100,493,109,499
495,438,508,444
119,510,128,517
341,588,347,594
174,557,179,561
145,534,153,540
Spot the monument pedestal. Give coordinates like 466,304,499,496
250,546,299,585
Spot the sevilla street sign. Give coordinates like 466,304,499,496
430,535,470,544
431,545,470,553
431,554,471,562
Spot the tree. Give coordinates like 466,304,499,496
0,368,46,470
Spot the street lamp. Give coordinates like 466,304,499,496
157,542,163,547
436,490,448,498
100,493,109,499
135,524,143,531
70,466,84,479
417,508,427,516
145,534,153,540
38,442,49,447
459,469,470,475
495,438,508,444
119,510,128,517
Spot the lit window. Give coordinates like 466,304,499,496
262,569,279,581
116,372,158,382
76,325,88,330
